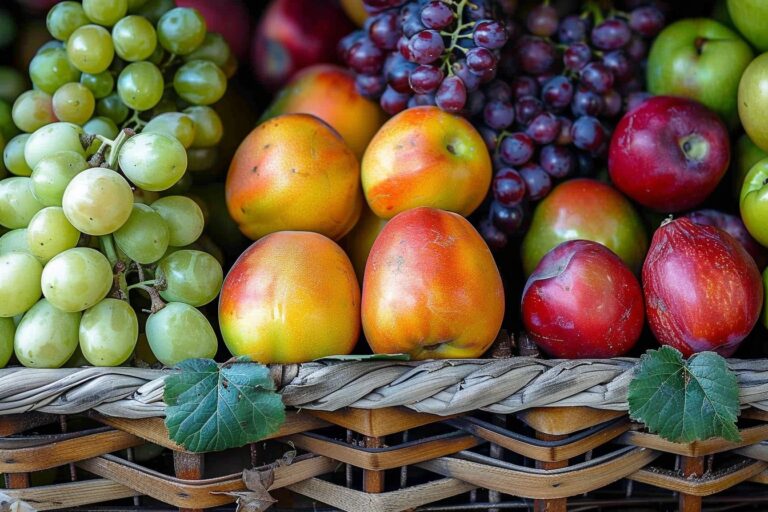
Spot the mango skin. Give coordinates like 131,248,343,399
225,113,362,241
361,106,492,219
261,64,386,159
362,207,505,360
219,231,361,364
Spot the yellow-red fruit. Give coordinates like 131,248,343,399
219,231,361,364
362,207,504,359
343,204,388,283
362,106,492,219
226,113,362,240
340,0,367,26
261,64,386,158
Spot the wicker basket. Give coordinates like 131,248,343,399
3,358,768,512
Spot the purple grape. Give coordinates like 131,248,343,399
409,64,443,94
539,144,575,178
478,125,499,152
339,31,365,62
355,73,386,98
452,59,481,91
519,163,551,201
466,47,497,74
479,218,509,249
555,116,573,145
473,20,508,49
380,86,410,114
420,1,455,30
571,116,606,153
557,14,589,43
400,4,425,37
571,88,603,117
386,60,416,93
511,76,539,99
515,36,557,75
483,100,515,130
435,75,466,112
563,42,591,71
499,132,534,166
542,75,574,109
591,18,632,50
515,95,543,125
526,112,560,144
397,35,413,60
579,62,614,93
491,201,524,232
629,6,665,37
408,92,436,107
535,71,557,87
625,35,647,61
369,11,402,50
347,38,386,75
466,89,486,116
484,80,512,103
471,66,496,84
366,0,406,9
601,50,632,83
602,89,622,117
526,4,558,37
493,168,526,206
408,30,445,64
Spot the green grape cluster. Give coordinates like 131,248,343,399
0,0,232,369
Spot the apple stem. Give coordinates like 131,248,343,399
660,215,674,227
694,37,707,54
679,134,709,162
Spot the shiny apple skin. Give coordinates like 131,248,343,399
521,179,648,276
684,209,767,269
642,217,763,357
522,240,644,359
608,96,730,212
362,207,504,360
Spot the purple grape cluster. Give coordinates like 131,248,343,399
339,0,511,115
476,3,665,248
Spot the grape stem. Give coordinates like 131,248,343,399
100,234,119,267
105,128,135,170
439,0,476,76
132,284,166,314
123,110,147,131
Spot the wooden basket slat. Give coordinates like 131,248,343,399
3,479,140,510
617,423,768,456
628,459,768,496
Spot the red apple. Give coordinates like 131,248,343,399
684,209,767,268
608,96,730,212
522,240,644,359
643,217,763,357
251,0,355,91
176,0,251,60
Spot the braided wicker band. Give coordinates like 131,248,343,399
2,358,768,419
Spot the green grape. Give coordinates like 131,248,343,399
149,90,177,118
118,132,187,191
24,122,86,170
0,66,26,104
96,92,129,124
62,167,133,235
53,83,96,125
46,1,89,41
79,298,138,366
41,247,113,312
112,15,157,61
127,0,150,9
157,7,206,56
4,134,32,176
67,25,115,74
0,229,30,255
116,61,164,111
14,299,80,368
133,188,160,204
143,112,195,148
31,151,88,206
37,40,65,54
145,302,217,366
221,51,238,79
28,47,81,95
0,177,44,228
0,100,19,143
113,203,169,264
0,252,42,317
130,0,173,24
27,207,80,263
83,116,119,140
12,90,56,133
83,0,128,27
183,106,223,148
157,250,222,307
150,195,203,246
174,60,227,106
184,33,231,68
186,147,218,173
0,317,13,368
80,71,114,99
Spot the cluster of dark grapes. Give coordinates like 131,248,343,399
476,3,666,248
338,0,512,115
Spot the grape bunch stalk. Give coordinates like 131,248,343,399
339,0,511,115
0,0,235,370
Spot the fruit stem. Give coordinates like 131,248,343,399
106,128,135,170
133,284,166,314
440,0,474,75
582,0,605,25
100,234,119,267
679,134,709,162
122,110,148,131
127,279,158,291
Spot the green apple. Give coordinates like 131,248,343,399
738,53,768,152
728,0,768,51
739,157,768,247
647,18,753,125
733,134,768,198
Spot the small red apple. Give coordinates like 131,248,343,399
522,240,644,358
643,217,763,357
608,96,730,212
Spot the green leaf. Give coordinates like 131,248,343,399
316,353,411,361
164,359,286,452
628,346,740,444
